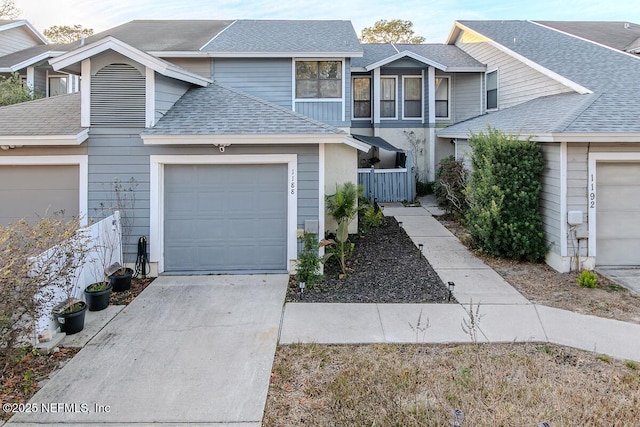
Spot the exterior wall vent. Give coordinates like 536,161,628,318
91,63,145,127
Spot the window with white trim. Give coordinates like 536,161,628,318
435,76,449,118
295,60,342,98
48,76,68,97
486,70,498,110
403,76,422,119
352,76,371,119
380,77,397,118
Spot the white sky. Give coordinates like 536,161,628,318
13,0,640,43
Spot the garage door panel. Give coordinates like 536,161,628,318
0,165,79,226
596,162,640,266
164,164,288,272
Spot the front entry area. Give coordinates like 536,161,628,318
163,163,288,273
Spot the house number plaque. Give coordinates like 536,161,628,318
290,168,296,195
589,173,595,209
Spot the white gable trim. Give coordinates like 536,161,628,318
0,20,48,44
0,155,88,225
149,154,298,273
0,129,89,145
0,50,65,73
452,22,593,95
365,50,448,72
49,36,211,86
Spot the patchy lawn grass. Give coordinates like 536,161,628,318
437,214,640,324
264,343,640,426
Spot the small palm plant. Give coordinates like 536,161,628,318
321,182,360,276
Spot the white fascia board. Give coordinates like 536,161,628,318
142,133,353,145
365,51,448,72
0,129,89,145
49,37,211,86
454,22,593,95
200,51,364,58
445,23,464,45
0,20,48,44
535,133,640,143
446,66,487,72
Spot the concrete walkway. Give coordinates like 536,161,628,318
281,198,640,363
9,275,288,427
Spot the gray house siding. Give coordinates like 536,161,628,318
212,58,292,109
166,58,212,79
540,143,562,256
451,72,482,123
33,68,46,96
87,128,319,262
454,30,574,110
0,27,40,56
154,73,191,123
295,101,343,125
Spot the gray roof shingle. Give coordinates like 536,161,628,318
84,20,234,52
453,20,640,134
143,82,346,136
351,43,484,70
0,93,84,136
436,93,599,138
202,20,362,55
535,21,640,53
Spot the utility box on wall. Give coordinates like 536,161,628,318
567,210,583,225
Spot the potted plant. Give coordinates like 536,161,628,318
108,262,133,292
30,218,91,335
84,281,112,311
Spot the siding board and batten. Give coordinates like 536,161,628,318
455,30,574,110
0,26,41,56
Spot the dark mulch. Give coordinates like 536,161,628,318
287,216,453,303
109,276,154,305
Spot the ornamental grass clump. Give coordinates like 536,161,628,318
577,270,598,288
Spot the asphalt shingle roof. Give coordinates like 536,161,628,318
84,20,234,52
0,93,84,136
0,44,67,69
452,20,640,133
202,20,362,55
143,82,346,136
437,93,599,138
535,21,640,53
351,43,484,70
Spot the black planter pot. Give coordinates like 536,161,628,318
110,267,133,292
56,301,87,335
84,282,112,311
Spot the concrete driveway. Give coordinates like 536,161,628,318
9,275,288,426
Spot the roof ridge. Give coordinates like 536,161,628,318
552,93,601,132
200,19,237,51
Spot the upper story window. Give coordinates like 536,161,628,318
352,77,371,119
48,76,68,97
486,70,498,110
295,61,342,99
435,76,449,119
403,76,422,119
380,76,397,119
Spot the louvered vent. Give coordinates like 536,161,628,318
91,63,145,127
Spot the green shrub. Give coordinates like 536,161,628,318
434,155,468,217
577,270,598,288
359,204,384,233
323,182,360,276
296,232,322,288
464,127,547,262
416,180,434,196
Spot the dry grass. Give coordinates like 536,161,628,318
437,215,640,324
264,343,640,426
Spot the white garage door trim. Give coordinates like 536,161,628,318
587,152,640,259
0,155,88,225
150,154,298,274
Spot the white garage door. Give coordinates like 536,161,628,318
596,162,640,266
0,165,79,226
163,164,288,273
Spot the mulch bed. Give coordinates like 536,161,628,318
286,216,453,303
109,276,154,305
